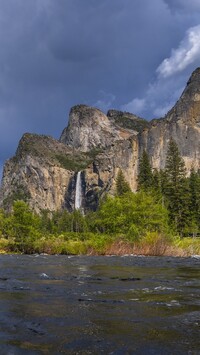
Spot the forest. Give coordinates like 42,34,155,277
0,139,200,256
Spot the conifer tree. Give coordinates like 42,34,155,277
164,139,190,234
151,169,163,202
189,168,200,234
138,150,153,191
116,169,131,196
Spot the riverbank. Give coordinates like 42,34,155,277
0,233,199,257
1,195,200,258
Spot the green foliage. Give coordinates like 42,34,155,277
188,168,200,234
0,209,5,237
87,147,104,159
55,148,103,172
6,201,41,252
142,231,172,245
32,235,88,255
165,139,186,182
86,233,113,254
0,157,200,255
163,139,190,234
3,185,31,209
173,236,200,255
93,191,169,239
51,209,88,234
138,150,153,191
39,209,54,234
55,154,90,172
139,232,172,256
152,169,162,196
116,169,131,196
109,112,149,132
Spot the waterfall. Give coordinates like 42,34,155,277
75,171,82,210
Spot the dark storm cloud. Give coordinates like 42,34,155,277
164,0,200,12
0,0,200,176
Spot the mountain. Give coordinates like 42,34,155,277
1,68,200,213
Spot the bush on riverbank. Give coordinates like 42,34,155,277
0,190,199,256
2,232,199,256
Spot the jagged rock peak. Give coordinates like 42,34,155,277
182,67,200,99
187,67,200,85
165,67,200,124
69,104,105,119
59,104,123,152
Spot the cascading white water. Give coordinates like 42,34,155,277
75,171,82,209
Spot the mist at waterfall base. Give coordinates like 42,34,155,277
0,254,199,354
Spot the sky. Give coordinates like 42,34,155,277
1,0,200,177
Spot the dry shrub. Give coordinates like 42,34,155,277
134,233,170,256
86,247,101,256
162,245,189,257
105,233,173,256
104,233,198,257
105,240,135,255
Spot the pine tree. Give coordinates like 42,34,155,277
138,150,153,191
150,169,164,203
189,168,200,235
116,169,131,196
164,139,190,234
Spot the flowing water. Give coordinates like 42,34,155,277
0,255,199,354
75,172,82,210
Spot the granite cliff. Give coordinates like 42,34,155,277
1,68,200,212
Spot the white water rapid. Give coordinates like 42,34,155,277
75,171,82,210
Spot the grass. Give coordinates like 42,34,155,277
0,232,199,256
55,147,104,172
55,153,91,172
108,112,149,132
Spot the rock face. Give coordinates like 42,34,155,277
1,68,200,212
0,134,74,213
60,105,140,151
141,67,200,171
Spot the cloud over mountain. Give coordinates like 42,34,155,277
157,25,200,78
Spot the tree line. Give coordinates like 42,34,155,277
136,139,200,236
0,138,199,253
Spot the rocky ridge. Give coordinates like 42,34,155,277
1,68,200,212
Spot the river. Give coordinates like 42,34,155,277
0,255,199,354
